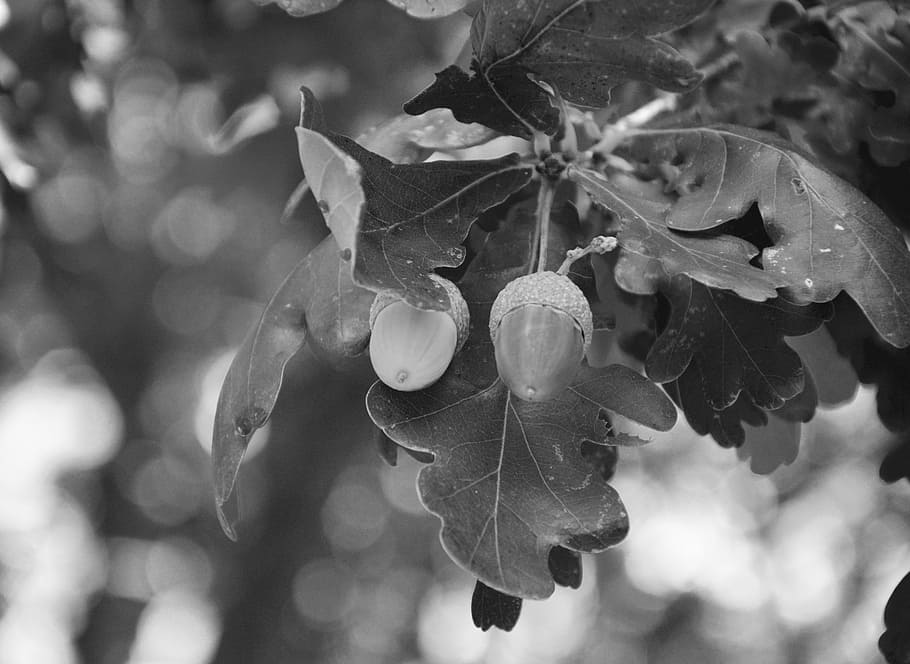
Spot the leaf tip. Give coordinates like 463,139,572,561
216,492,240,541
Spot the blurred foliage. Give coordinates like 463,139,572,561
0,1,908,664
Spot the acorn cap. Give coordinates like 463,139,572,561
370,274,470,351
489,271,593,355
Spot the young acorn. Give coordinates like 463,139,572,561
369,275,470,392
489,271,593,402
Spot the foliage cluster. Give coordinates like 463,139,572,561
213,0,910,651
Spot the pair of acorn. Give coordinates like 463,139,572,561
370,271,592,401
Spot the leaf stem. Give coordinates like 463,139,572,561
556,236,618,276
535,178,557,273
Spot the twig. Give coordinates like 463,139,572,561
556,236,618,275
534,178,557,273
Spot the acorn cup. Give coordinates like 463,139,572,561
369,275,470,392
489,271,593,402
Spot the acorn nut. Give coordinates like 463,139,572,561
369,275,469,392
489,271,592,402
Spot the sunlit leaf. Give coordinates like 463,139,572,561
358,108,496,163
624,125,910,346
207,94,281,155
252,0,343,17
569,166,782,301
387,0,477,18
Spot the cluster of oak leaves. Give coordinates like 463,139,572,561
215,0,910,652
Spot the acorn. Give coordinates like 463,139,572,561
489,271,592,402
369,275,469,392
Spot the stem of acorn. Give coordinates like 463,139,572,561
535,178,557,272
556,236,618,276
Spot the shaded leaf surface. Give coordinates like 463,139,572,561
624,125,910,347
213,236,371,538
569,166,782,301
297,88,533,310
647,276,827,410
404,64,558,138
408,0,710,136
472,581,522,631
366,203,675,598
367,364,673,598
880,571,910,664
548,546,582,589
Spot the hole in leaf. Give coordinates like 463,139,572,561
316,199,330,214
580,439,618,482
791,177,807,195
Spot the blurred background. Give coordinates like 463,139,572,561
0,1,908,663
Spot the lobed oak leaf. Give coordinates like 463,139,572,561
647,275,828,410
407,0,712,136
212,235,371,538
472,580,522,631
366,197,675,598
624,125,910,347
569,166,783,301
880,571,910,664
296,87,533,310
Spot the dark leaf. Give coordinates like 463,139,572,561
472,580,522,631
569,166,783,301
880,571,910,664
366,198,675,597
880,433,910,484
404,64,558,138
407,0,710,136
826,295,910,431
786,326,859,406
548,546,583,589
647,276,828,410
666,370,768,448
834,3,910,113
473,0,711,103
624,125,910,347
735,411,802,474
297,87,534,310
367,364,673,598
580,439,619,481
